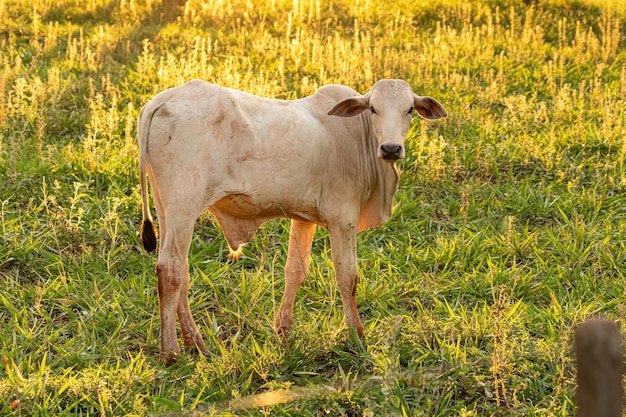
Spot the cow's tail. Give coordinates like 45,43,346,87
138,103,158,253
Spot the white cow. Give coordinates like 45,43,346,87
138,79,447,361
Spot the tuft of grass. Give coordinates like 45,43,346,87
1,0,626,415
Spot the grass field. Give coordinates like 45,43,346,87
1,0,626,415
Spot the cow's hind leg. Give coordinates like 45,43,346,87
275,220,317,336
177,268,208,354
156,217,198,362
328,221,364,336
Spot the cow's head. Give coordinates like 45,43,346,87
328,80,447,162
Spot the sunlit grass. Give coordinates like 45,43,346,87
1,0,625,415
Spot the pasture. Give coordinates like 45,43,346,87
1,0,625,415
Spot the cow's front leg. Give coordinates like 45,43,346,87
276,220,317,336
328,221,364,336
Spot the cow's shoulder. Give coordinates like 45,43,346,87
306,84,364,122
313,84,361,102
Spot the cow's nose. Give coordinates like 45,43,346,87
380,144,403,161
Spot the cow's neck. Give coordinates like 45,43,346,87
356,115,400,232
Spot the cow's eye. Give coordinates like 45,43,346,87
407,107,414,115
370,106,377,114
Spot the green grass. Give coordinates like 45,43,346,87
1,0,626,415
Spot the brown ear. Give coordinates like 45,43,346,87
328,93,370,117
413,95,447,120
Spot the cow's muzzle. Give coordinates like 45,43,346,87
380,143,404,161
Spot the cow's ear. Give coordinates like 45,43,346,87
328,94,370,117
413,95,447,120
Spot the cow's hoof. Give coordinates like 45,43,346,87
275,320,293,338
160,351,179,365
275,313,293,338
276,326,291,339
183,333,208,354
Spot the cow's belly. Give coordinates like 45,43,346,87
211,192,322,224
207,191,324,249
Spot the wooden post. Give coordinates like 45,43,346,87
575,318,623,417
